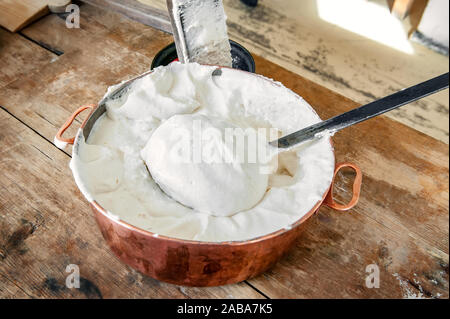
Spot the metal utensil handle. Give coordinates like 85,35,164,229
275,73,449,148
166,0,189,63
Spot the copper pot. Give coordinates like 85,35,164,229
55,69,362,287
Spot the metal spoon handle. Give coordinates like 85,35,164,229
273,73,449,148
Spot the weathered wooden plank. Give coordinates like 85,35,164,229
0,28,57,89
0,0,49,32
244,55,449,298
0,273,34,298
19,4,173,59
247,193,448,298
0,109,264,298
248,207,448,298
255,55,449,253
81,0,171,33
78,4,173,58
0,4,447,298
0,6,172,149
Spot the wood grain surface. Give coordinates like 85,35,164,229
0,28,57,88
0,0,49,32
0,4,448,298
82,0,171,32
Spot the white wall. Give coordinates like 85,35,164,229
417,0,449,48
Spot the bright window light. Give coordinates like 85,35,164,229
317,0,415,54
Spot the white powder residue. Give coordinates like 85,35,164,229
314,129,337,139
392,273,440,299
53,136,68,150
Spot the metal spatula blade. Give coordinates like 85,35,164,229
166,0,232,66
272,73,449,149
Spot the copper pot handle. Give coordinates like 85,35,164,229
54,104,95,149
324,162,362,211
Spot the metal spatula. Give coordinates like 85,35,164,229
271,73,449,149
166,0,232,66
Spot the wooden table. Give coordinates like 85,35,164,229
0,4,448,299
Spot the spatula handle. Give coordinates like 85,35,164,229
275,73,449,148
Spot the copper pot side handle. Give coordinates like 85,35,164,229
324,162,362,211
54,104,95,149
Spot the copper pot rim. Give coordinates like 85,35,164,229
63,65,361,247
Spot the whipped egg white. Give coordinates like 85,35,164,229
70,63,335,242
